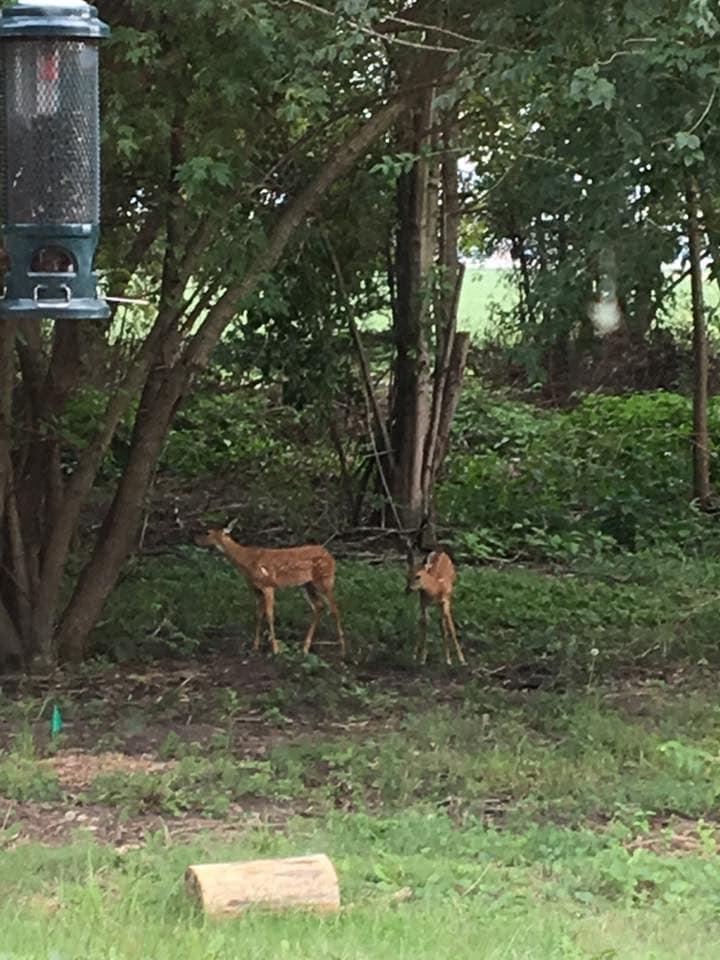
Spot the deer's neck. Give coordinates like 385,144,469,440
220,537,255,570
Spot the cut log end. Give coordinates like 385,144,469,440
185,853,341,917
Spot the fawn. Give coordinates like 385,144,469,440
406,550,466,665
194,525,345,657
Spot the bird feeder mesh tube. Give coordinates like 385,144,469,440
1,38,100,225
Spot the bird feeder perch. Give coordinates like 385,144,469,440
0,0,110,320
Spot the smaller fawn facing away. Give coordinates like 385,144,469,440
406,550,466,666
194,525,345,657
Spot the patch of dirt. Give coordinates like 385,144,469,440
0,798,292,851
0,653,438,760
623,816,719,856
0,652,446,850
2,653,715,854
41,750,175,792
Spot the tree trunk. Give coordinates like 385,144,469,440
386,105,468,542
0,318,24,665
388,88,437,530
511,231,534,326
687,177,712,507
421,123,464,538
431,331,470,482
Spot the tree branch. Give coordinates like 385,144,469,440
323,229,396,473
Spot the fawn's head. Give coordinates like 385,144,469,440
195,516,240,551
194,526,232,552
406,550,452,595
406,565,427,594
406,552,436,594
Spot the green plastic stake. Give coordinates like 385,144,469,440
50,703,63,738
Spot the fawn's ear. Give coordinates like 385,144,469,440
223,516,240,535
424,551,438,569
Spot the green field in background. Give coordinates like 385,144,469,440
364,265,719,341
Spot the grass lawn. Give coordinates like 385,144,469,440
3,547,720,959
3,613,720,958
2,815,720,959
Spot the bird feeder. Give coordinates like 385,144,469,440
0,0,110,320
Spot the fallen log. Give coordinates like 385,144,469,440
185,853,341,917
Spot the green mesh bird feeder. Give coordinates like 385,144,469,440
0,0,110,320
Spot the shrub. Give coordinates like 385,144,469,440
439,387,720,560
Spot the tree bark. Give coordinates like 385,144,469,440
387,106,468,541
421,127,463,533
0,318,16,526
389,87,437,530
511,231,534,326
432,331,470,479
0,318,24,665
687,177,712,507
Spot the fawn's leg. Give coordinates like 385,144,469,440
262,587,279,654
302,583,325,654
318,583,345,657
439,601,452,665
416,594,428,664
443,599,466,665
252,588,265,651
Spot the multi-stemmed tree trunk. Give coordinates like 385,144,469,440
387,98,469,539
0,93,410,667
387,85,437,532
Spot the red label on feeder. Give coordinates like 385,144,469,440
37,51,60,83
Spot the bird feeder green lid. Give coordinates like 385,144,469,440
0,1,110,39
0,0,111,320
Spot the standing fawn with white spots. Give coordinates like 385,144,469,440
194,525,345,657
406,550,466,665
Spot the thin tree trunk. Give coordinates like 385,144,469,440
687,177,712,506
511,232,534,325
324,233,395,474
432,331,470,478
5,483,32,644
327,412,356,520
421,125,463,531
0,318,24,665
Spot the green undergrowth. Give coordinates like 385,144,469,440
442,388,720,561
63,385,720,571
5,679,720,828
92,547,720,675
1,814,720,959
79,687,720,825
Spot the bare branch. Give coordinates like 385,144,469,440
378,12,482,46
688,84,718,136
322,228,396,473
273,0,463,53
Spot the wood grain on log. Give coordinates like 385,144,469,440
185,854,341,917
